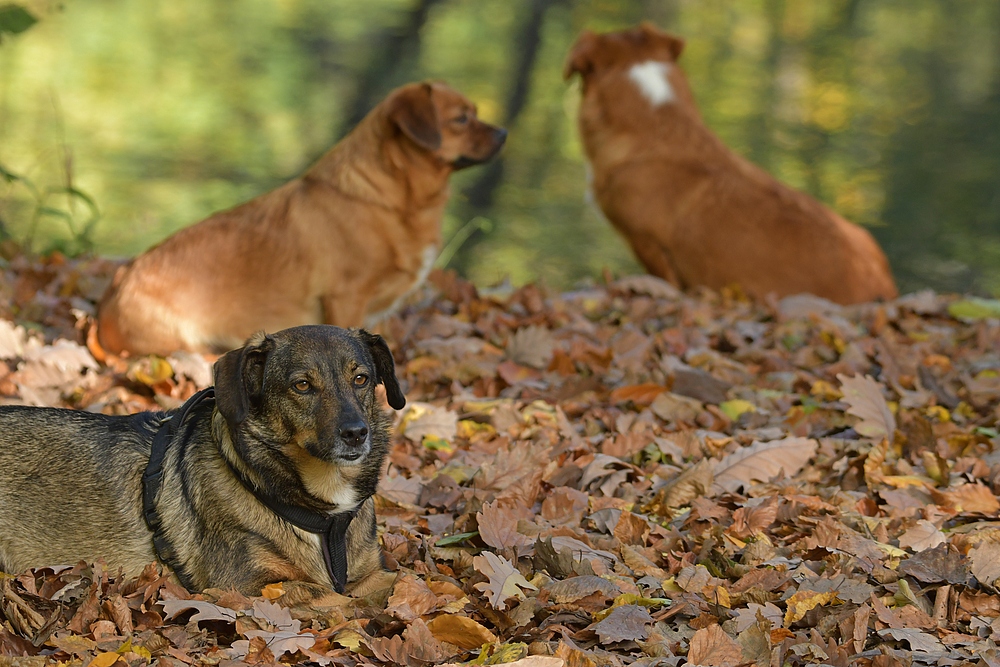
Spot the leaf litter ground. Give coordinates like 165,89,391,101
5,253,1000,666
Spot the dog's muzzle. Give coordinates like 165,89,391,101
452,128,508,170
332,420,370,463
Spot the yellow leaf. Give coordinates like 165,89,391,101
89,653,121,667
133,356,173,386
863,439,889,487
810,380,841,401
926,405,951,422
875,542,908,558
719,400,755,421
422,435,454,452
880,475,934,489
457,419,495,440
783,590,838,626
333,629,366,651
261,582,284,599
660,576,682,593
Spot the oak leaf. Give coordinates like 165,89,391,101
473,551,537,610
477,500,532,551
425,614,497,649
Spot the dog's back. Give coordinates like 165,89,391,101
566,24,897,304
0,407,158,575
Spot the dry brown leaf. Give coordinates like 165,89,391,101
837,373,896,439
506,325,555,369
933,483,1000,514
970,541,1000,588
385,573,441,621
477,500,532,551
713,437,817,494
542,576,620,604
687,624,743,667
425,614,497,649
590,604,652,644
402,402,458,442
897,520,946,552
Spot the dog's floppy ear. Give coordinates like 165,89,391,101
564,30,598,80
213,331,275,426
388,82,441,152
359,330,406,410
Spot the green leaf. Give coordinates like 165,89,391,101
434,531,478,546
948,298,1000,322
0,5,38,38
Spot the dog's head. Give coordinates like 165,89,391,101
564,23,685,81
213,326,405,501
385,81,507,170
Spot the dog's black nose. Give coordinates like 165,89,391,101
494,128,508,144
340,422,369,446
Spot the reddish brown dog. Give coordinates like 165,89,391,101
98,81,506,356
565,24,897,304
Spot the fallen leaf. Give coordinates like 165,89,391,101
970,541,1000,588
160,599,238,624
385,574,441,621
426,614,497,649
687,624,743,667
590,604,652,644
473,551,538,610
897,520,947,552
401,402,458,442
506,325,555,369
713,437,817,494
837,373,896,439
899,543,970,584
478,500,532,551
783,590,838,626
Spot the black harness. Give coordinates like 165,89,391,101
141,388,362,593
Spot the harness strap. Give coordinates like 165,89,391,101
142,387,362,594
142,387,216,589
221,458,363,594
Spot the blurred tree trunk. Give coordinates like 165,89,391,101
450,0,564,276
336,0,447,138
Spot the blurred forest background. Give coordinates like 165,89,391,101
0,0,999,295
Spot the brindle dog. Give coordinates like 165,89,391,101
0,325,405,595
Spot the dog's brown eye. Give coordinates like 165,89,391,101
353,374,369,387
453,113,469,125
292,380,311,393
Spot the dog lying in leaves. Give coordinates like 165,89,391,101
0,325,405,596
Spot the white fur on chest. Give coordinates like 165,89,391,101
628,60,675,106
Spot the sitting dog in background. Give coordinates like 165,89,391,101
98,81,507,356
0,325,405,596
564,24,897,305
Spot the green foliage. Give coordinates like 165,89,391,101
0,4,36,42
0,0,997,290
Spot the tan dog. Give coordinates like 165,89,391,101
565,24,897,304
98,82,506,356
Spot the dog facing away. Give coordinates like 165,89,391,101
97,81,507,356
565,24,897,305
0,325,405,596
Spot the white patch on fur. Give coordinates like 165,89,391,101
364,244,438,327
628,60,675,106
